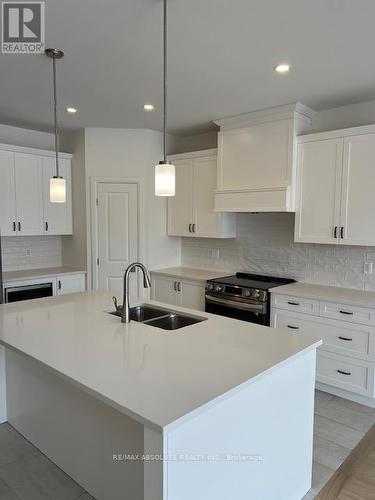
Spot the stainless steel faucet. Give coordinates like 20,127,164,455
121,262,151,323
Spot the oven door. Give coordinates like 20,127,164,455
205,294,269,326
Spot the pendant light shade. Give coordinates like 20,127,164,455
155,161,175,197
50,176,66,203
155,0,175,196
45,48,66,203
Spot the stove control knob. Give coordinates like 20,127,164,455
252,290,260,299
214,284,223,293
206,283,214,292
243,289,251,297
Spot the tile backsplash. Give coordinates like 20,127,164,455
1,236,62,272
181,213,375,291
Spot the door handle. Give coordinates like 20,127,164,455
334,226,338,239
18,221,21,232
13,221,16,232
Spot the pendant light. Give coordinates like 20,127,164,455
45,48,66,203
155,0,175,196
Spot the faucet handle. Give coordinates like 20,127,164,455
112,296,121,312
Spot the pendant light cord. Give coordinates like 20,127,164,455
52,54,60,178
163,0,167,162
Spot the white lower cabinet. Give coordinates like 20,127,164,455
56,274,86,295
271,292,375,405
150,274,205,311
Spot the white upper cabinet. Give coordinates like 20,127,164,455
168,158,193,237
295,139,343,244
42,157,72,235
295,126,375,246
168,150,236,238
14,153,44,235
0,150,16,236
0,144,73,237
214,103,314,213
341,134,375,246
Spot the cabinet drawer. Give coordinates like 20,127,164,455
271,294,319,315
272,310,375,360
316,351,374,396
320,301,375,326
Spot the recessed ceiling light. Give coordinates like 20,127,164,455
274,63,290,74
66,106,77,114
144,103,155,111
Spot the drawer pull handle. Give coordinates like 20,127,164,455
288,301,300,306
340,310,353,315
337,369,351,376
338,336,353,342
287,325,300,330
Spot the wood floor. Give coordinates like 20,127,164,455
316,423,375,499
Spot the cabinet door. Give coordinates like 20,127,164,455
192,156,219,237
42,157,73,235
0,150,16,236
295,139,343,244
167,159,193,237
179,280,205,311
14,153,44,235
151,275,177,306
340,134,375,245
56,274,86,295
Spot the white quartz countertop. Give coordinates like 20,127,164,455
150,266,229,282
3,267,87,283
272,282,375,308
0,291,321,430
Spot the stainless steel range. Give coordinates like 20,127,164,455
205,273,295,326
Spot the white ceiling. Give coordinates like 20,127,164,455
1,0,375,135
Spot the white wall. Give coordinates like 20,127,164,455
168,131,218,155
182,213,375,291
0,123,73,152
83,128,180,287
310,99,375,134
61,130,87,270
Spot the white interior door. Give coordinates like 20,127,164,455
294,139,343,244
95,182,138,295
42,157,72,235
0,150,16,236
341,134,375,245
14,153,44,235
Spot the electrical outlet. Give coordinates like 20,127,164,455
364,262,373,275
210,249,220,259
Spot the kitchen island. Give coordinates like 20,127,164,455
0,291,321,500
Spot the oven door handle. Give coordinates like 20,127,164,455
205,295,266,313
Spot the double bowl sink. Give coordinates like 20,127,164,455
109,305,207,330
